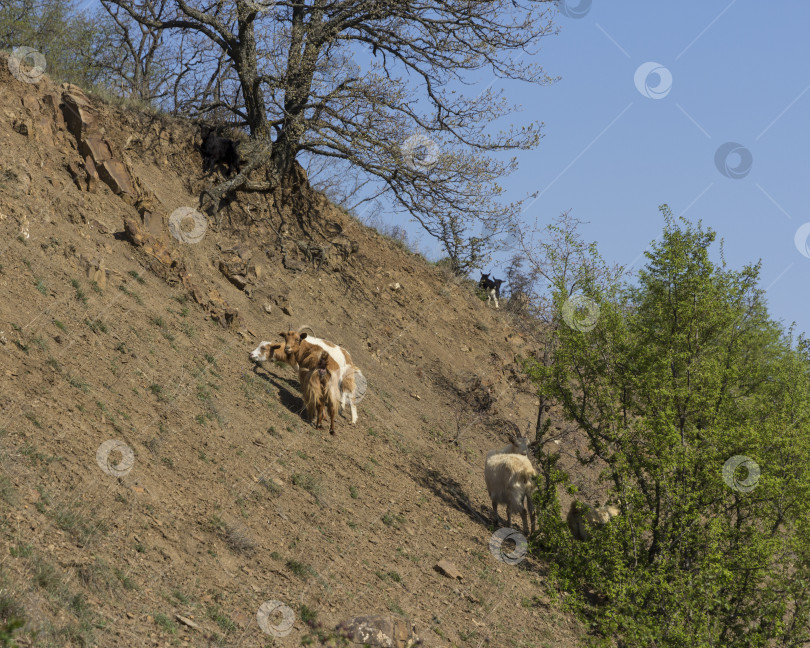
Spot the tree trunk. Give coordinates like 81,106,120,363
235,15,269,140
534,345,550,443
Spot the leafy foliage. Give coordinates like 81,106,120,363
528,206,810,646
0,0,99,87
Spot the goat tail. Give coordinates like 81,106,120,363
328,367,340,409
302,377,319,421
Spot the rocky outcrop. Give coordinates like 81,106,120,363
60,85,136,203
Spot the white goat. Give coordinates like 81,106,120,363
566,501,620,541
484,453,537,536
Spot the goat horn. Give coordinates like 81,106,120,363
297,324,315,335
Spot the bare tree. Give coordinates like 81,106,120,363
86,0,176,103
511,211,626,440
103,0,559,271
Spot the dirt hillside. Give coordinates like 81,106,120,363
0,59,596,647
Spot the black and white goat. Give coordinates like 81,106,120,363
200,125,242,177
479,273,504,309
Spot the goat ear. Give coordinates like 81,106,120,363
278,332,287,338
300,332,308,340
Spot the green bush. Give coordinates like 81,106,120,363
527,207,810,647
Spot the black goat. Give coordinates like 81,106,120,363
200,126,242,177
479,272,504,309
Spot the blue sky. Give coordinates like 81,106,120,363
397,1,810,335
77,0,810,334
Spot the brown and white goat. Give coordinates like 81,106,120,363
278,331,341,434
250,328,362,423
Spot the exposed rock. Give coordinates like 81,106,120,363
87,219,109,234
229,274,248,290
434,559,463,580
141,210,164,239
61,87,136,203
61,92,96,140
12,119,30,136
97,158,135,200
21,95,40,113
41,92,62,120
123,218,174,267
174,615,198,630
80,135,112,163
84,156,98,193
